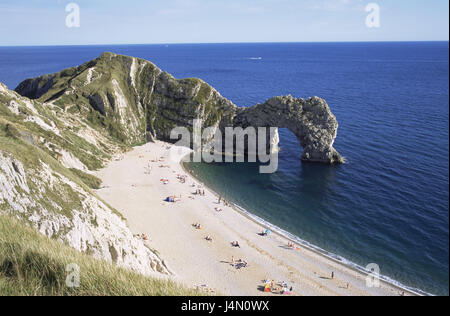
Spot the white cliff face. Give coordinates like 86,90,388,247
8,100,20,115
111,79,143,142
24,115,61,136
0,151,170,276
86,67,95,85
0,154,34,214
1,82,171,277
130,58,138,89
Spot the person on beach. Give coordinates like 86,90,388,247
218,196,222,204
331,272,334,279
193,223,202,230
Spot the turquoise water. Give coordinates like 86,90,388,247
0,42,448,295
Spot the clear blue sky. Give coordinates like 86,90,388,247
0,0,448,46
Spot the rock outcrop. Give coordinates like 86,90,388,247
234,96,342,163
15,52,343,164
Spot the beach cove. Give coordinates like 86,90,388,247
95,141,413,296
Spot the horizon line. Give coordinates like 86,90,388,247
0,40,449,48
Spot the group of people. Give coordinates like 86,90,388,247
231,241,240,248
137,233,149,241
218,196,231,207
177,174,187,183
287,242,301,251
263,280,293,295
195,189,206,196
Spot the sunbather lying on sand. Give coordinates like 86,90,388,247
235,261,249,269
165,195,181,203
231,241,240,248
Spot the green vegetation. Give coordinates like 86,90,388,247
69,169,102,190
0,215,200,296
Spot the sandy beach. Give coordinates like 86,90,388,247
95,141,413,296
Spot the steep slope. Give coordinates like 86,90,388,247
16,52,343,163
0,83,169,276
0,215,198,296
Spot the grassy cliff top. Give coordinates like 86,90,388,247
0,215,200,296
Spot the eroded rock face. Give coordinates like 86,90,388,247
234,96,343,164
15,52,343,163
0,151,170,277
0,83,171,276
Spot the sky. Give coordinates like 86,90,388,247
0,0,448,46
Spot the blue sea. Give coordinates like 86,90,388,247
0,42,448,295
